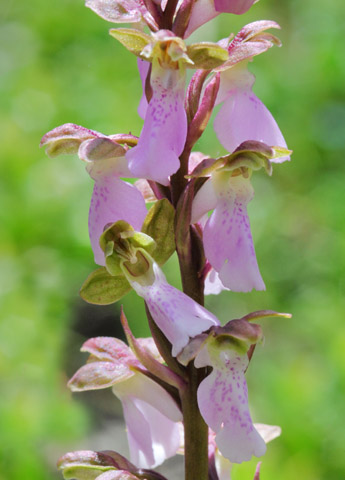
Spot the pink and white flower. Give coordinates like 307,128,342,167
40,124,147,266
68,337,182,469
214,64,290,161
127,261,220,356
196,339,266,463
126,31,190,186
192,172,265,292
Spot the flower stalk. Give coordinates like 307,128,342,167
41,0,291,479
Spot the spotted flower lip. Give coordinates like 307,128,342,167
127,63,187,186
126,32,190,186
193,172,265,293
127,261,220,356
195,337,266,463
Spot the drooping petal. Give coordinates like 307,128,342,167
215,68,289,161
129,262,219,356
89,177,147,266
126,64,187,186
113,373,182,468
196,347,266,463
203,173,265,292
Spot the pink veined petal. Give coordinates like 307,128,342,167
197,349,266,463
126,65,187,186
114,374,182,468
89,177,147,265
203,175,265,292
121,398,181,468
214,88,289,161
114,373,182,422
184,0,219,38
214,0,256,14
130,263,219,356
137,58,150,120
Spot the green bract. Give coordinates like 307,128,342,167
141,199,175,265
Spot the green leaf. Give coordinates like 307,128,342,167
109,28,151,57
186,42,228,69
80,267,131,305
141,199,176,265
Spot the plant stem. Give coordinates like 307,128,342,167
181,364,209,480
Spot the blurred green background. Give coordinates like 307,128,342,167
1,0,345,479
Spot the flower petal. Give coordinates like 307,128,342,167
204,268,229,296
215,73,289,161
137,59,150,120
197,348,266,463
85,0,142,24
126,65,187,186
113,374,182,468
203,174,265,292
184,0,219,38
214,0,256,14
89,177,147,265
130,263,219,356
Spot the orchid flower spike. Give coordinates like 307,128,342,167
40,124,147,266
68,337,182,469
185,0,257,37
126,31,191,185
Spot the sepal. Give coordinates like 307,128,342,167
40,123,100,157
141,199,176,265
187,141,292,179
216,20,281,71
186,42,228,70
109,29,151,57
57,450,137,480
80,267,131,305
86,0,142,24
68,337,139,391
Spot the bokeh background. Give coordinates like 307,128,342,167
1,0,345,479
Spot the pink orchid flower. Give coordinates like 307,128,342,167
127,260,220,356
126,31,190,186
192,172,265,292
68,337,182,469
196,340,266,463
214,64,290,161
40,124,147,266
